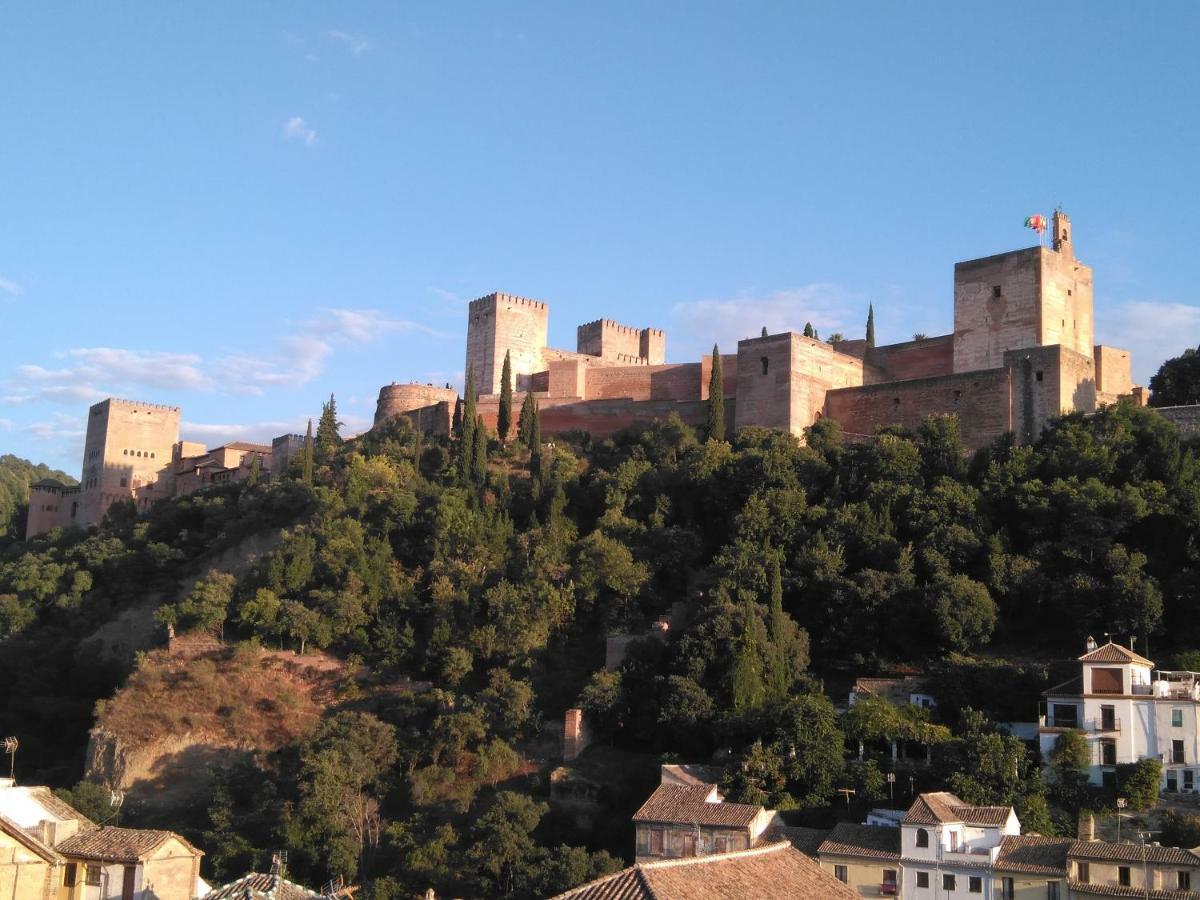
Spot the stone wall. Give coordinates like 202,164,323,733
465,293,549,395
1094,345,1134,404
953,247,1042,373
576,319,666,365
826,368,1013,450
584,362,701,402
562,708,592,762
734,333,865,436
476,395,718,439
1157,404,1200,436
866,334,955,382
81,398,180,526
1004,345,1096,444
375,384,458,427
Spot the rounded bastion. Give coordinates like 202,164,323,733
374,383,459,428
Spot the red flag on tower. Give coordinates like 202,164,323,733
1024,214,1047,235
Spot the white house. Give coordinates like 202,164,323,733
899,791,1020,899
1039,638,1200,791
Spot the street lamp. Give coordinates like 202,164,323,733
887,772,896,804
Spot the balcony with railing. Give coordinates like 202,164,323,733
1153,671,1200,700
1087,716,1121,733
879,881,898,896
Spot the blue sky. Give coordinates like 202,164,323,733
2,3,1198,472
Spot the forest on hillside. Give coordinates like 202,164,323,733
0,392,1198,898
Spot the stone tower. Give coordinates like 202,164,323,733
952,210,1093,373
79,398,180,524
464,292,549,396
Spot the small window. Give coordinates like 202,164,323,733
1181,871,1192,891
969,875,982,893
123,449,128,455
992,285,1002,298
119,477,128,488
1174,709,1183,727
649,829,663,854
1035,370,1044,382
1047,882,1060,900
1175,739,1186,764
834,865,847,883
1119,866,1130,887
1077,862,1090,883
64,864,78,888
892,397,901,408
1001,877,1015,900
1068,289,1073,296
916,828,929,848
85,866,102,887
760,357,769,376
916,871,929,888
943,874,956,891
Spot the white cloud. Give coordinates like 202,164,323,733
316,307,451,343
283,116,318,146
23,413,86,443
0,417,12,431
670,283,863,360
327,30,370,55
1098,299,1200,386
219,335,333,396
181,418,304,444
0,276,23,297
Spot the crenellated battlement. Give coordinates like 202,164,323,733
97,398,182,413
469,291,548,311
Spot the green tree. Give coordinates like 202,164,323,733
866,304,876,347
460,368,478,480
498,351,513,444
1149,345,1200,407
803,322,815,338
467,791,549,897
299,711,398,879
316,393,344,463
452,395,463,439
517,393,536,448
707,344,725,442
1049,730,1089,776
54,781,121,825
1117,757,1162,811
471,416,488,485
927,573,996,652
731,598,765,713
157,570,235,640
773,693,845,807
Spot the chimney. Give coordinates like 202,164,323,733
1077,812,1095,842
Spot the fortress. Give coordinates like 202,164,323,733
378,210,1144,449
27,210,1153,541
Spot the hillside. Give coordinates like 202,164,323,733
0,454,75,547
0,403,1197,898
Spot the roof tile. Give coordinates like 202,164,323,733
631,784,761,829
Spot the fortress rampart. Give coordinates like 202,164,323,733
390,209,1151,453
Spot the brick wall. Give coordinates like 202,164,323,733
477,395,720,439
698,354,739,400
826,368,1013,451
1002,345,1096,444
583,362,702,402
866,334,955,382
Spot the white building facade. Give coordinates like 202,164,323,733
900,792,1021,899
1039,640,1200,791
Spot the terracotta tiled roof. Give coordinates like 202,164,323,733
550,841,860,899
766,825,828,857
995,835,1073,875
1078,642,1154,666
203,873,326,900
632,784,761,829
818,823,901,861
1068,879,1199,899
56,826,200,863
1069,839,1200,867
901,792,1011,827
26,787,96,827
220,443,271,453
0,814,62,863
853,676,932,706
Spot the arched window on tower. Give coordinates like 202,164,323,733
760,357,769,376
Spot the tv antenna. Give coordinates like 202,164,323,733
2,737,16,780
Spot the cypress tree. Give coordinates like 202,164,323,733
460,368,477,479
766,557,791,701
452,395,463,439
706,344,725,442
497,351,513,444
731,597,765,713
471,415,488,485
302,419,314,486
866,303,876,348
518,392,535,448
530,394,541,452
315,393,343,463
761,326,768,338
803,322,815,339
